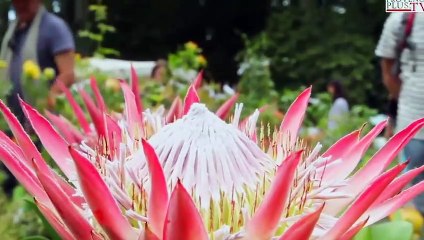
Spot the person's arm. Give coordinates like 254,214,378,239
50,51,75,94
47,51,75,109
380,58,401,99
375,13,403,99
46,17,75,108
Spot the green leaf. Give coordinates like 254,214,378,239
88,33,103,42
12,185,27,201
354,221,414,240
24,199,61,240
98,47,121,57
98,23,116,33
22,236,50,240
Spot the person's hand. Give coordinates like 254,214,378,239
384,122,395,139
388,94,399,101
47,83,61,110
47,91,57,110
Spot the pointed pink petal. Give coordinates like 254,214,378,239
59,115,85,143
0,119,82,207
45,111,78,143
90,76,107,112
0,100,61,192
54,173,85,208
0,103,81,207
0,99,42,167
193,70,203,89
0,129,30,167
247,151,303,239
20,99,74,178
33,158,95,239
326,118,424,215
372,163,424,207
0,131,48,202
35,199,75,240
362,180,424,225
45,111,84,143
69,147,137,239
321,120,387,184
319,129,361,166
339,218,369,240
279,204,324,240
216,93,239,120
131,65,143,114
121,81,144,138
166,97,183,123
349,118,424,191
358,120,388,150
58,81,91,134
279,87,311,146
1,103,71,189
142,139,168,236
163,182,207,240
321,162,406,240
183,85,200,115
80,89,106,137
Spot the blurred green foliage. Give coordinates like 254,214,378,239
0,185,58,240
236,34,283,126
237,34,277,109
265,8,374,93
354,221,414,240
240,2,388,110
78,3,120,57
168,41,207,71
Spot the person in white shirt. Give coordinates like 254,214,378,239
376,13,424,214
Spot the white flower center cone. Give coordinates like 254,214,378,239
148,103,275,207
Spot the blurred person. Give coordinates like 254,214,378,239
327,80,349,130
0,0,75,116
376,13,424,213
150,59,168,82
0,0,75,195
385,98,398,139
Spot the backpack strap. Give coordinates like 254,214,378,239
400,13,416,50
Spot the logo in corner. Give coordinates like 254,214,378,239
386,0,424,12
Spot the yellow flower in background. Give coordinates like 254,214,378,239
185,41,198,51
105,78,121,92
399,208,424,233
390,207,424,234
75,53,81,62
0,60,7,68
43,67,56,80
23,60,41,80
196,55,207,66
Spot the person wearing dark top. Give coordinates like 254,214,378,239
0,0,75,195
1,0,75,116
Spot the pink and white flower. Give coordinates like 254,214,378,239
0,69,423,240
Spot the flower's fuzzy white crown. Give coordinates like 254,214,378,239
148,103,275,207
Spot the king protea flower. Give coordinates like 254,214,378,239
1,68,424,240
